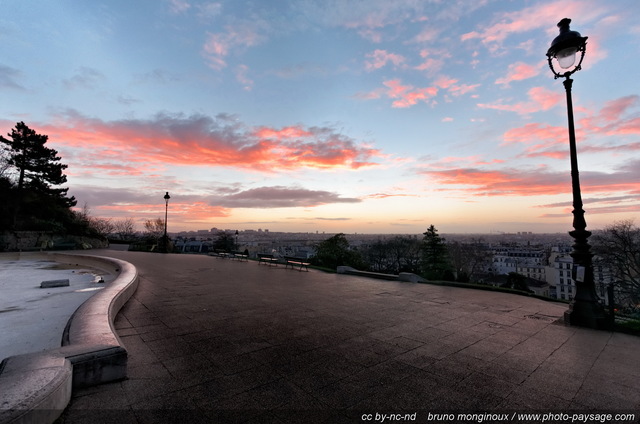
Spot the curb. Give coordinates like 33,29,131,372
0,253,138,424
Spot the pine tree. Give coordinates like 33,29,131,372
313,233,365,270
0,122,76,229
421,224,452,280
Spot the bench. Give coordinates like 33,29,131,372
231,251,248,261
284,256,310,272
258,253,279,266
209,249,230,258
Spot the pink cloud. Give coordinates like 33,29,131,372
502,94,640,160
502,123,568,158
365,49,406,71
495,62,540,86
461,1,608,54
414,49,449,74
168,0,191,14
434,76,457,89
413,27,440,43
578,95,640,138
356,75,478,107
433,76,480,97
477,86,562,115
448,83,480,97
600,95,639,122
202,23,266,71
235,64,253,91
383,80,438,108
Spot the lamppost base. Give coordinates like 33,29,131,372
158,235,172,254
564,300,613,330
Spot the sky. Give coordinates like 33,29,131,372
1,0,639,234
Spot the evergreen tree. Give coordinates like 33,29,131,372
213,231,235,252
420,224,452,280
312,233,365,270
0,122,76,229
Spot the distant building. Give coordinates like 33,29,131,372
516,264,546,282
526,278,550,297
490,247,545,275
552,255,575,301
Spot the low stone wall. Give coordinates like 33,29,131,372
0,232,108,252
336,266,427,283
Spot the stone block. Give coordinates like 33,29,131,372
40,279,70,288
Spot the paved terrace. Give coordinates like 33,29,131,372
57,250,639,423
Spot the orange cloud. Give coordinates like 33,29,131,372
43,111,383,172
253,126,313,140
420,159,640,198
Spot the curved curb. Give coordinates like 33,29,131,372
0,253,138,424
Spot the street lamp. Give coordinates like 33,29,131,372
546,19,610,329
162,192,170,253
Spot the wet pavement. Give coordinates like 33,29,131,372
55,250,640,423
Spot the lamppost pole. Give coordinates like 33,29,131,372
163,192,170,253
546,19,610,329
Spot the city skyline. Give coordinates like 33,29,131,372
2,0,639,234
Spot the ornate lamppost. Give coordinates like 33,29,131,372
162,192,171,253
546,19,610,329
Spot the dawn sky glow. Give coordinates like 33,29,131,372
2,0,639,234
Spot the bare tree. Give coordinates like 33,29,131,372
592,220,640,308
90,217,115,238
362,236,420,274
0,146,12,179
143,218,165,241
113,218,136,241
447,238,490,282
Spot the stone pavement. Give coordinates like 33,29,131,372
56,250,640,423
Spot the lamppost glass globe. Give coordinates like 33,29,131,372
556,47,577,69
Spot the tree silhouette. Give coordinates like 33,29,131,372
0,122,76,229
421,225,453,280
313,233,365,270
213,231,236,252
592,220,640,308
